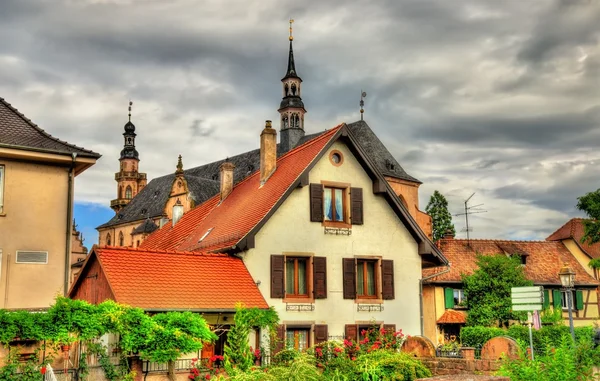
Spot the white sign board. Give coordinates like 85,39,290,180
511,286,544,312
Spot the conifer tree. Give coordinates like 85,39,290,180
425,190,456,242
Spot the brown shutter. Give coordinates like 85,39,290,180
274,324,286,354
271,255,285,299
314,324,328,345
383,324,396,334
381,260,395,300
310,183,324,222
350,187,363,225
344,324,358,342
343,258,356,299
313,257,327,299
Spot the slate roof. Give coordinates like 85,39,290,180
547,218,600,259
99,120,419,229
437,309,467,324
0,97,100,158
69,246,268,310
423,238,598,286
132,219,159,235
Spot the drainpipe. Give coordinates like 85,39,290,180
64,153,77,296
420,264,451,336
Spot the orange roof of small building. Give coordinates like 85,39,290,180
141,125,343,252
547,218,600,259
423,238,598,286
437,309,467,324
70,246,268,310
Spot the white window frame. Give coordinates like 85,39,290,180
561,291,573,310
0,165,4,214
15,250,48,264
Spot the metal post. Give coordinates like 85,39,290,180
567,288,576,341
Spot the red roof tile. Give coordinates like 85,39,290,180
423,238,598,286
437,309,467,324
82,246,268,310
547,218,600,259
141,125,343,252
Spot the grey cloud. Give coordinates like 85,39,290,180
189,119,215,138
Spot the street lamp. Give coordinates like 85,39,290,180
558,263,576,341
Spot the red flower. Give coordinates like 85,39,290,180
205,374,211,380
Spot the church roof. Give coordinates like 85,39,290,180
0,97,100,158
98,120,419,229
282,40,301,81
132,219,159,235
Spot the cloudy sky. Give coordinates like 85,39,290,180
1,0,599,245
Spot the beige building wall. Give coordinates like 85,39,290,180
244,141,423,341
563,239,596,278
0,159,70,309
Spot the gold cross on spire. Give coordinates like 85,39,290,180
289,18,294,41
128,100,133,122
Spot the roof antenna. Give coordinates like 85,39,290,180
454,192,487,247
128,100,133,122
360,91,367,120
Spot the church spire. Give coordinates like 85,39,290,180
279,18,306,153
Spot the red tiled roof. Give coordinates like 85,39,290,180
547,218,600,259
79,246,268,310
437,309,467,324
141,125,343,252
423,239,598,286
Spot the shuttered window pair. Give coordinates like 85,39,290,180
274,324,329,354
310,184,363,225
271,255,327,299
344,324,396,342
552,289,584,310
343,258,394,300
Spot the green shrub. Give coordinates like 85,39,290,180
266,353,321,380
461,325,596,349
460,326,505,346
352,350,431,381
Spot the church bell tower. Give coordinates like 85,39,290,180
279,19,306,152
111,101,147,213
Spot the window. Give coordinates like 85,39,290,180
324,187,345,222
106,233,111,246
329,150,344,166
286,257,308,297
444,288,466,309
453,289,466,307
15,251,48,264
286,328,309,351
119,232,124,246
561,291,572,310
0,165,4,213
125,186,132,199
356,259,377,298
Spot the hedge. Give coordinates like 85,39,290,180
461,325,595,348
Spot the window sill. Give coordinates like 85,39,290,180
284,296,315,304
355,298,383,304
0,213,5,217
323,221,351,229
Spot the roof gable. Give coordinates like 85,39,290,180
547,218,600,259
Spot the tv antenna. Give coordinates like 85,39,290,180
454,192,487,246
360,91,367,120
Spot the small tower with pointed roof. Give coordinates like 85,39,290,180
279,19,306,152
111,101,147,213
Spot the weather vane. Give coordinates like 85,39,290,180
289,18,294,41
360,91,367,120
128,100,133,122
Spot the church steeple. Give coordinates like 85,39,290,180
111,101,147,213
279,19,306,153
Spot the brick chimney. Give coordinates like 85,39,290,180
443,229,455,239
220,161,235,200
260,120,277,184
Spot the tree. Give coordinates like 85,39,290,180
425,190,456,242
462,254,533,327
576,189,600,245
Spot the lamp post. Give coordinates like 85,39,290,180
558,263,576,342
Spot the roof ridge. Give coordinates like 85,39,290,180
0,97,100,156
97,245,226,257
445,238,555,244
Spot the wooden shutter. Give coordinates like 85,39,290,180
271,255,285,299
444,288,454,309
343,258,356,299
383,324,396,334
310,184,324,222
543,289,550,309
313,257,327,299
381,260,395,300
553,290,562,309
350,187,363,225
274,324,286,354
344,324,358,341
575,290,584,310
314,324,328,345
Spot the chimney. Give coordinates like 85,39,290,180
443,228,455,240
172,198,183,227
260,120,277,184
220,161,235,200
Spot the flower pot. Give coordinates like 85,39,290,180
61,344,71,352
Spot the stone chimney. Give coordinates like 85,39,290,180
260,120,277,184
443,229,455,240
220,161,235,200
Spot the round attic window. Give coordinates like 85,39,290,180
329,150,344,167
